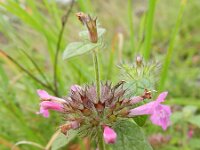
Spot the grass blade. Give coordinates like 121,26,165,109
158,0,187,91
142,0,157,60
128,0,135,58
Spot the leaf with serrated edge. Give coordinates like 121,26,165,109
111,120,152,150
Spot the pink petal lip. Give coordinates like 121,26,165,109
37,89,66,103
37,90,51,100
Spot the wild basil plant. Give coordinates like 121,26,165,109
37,13,171,150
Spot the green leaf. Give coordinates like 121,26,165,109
133,115,148,127
63,42,100,60
79,28,106,40
51,130,77,150
188,115,200,128
111,120,153,150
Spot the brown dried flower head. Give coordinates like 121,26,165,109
76,12,98,43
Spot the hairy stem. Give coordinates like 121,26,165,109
53,0,75,96
93,50,101,102
98,128,105,150
45,130,61,150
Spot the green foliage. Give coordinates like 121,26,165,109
171,105,200,128
0,0,199,149
51,131,77,150
142,0,157,60
159,0,186,91
189,138,200,149
63,42,100,60
188,116,200,128
133,115,148,127
63,27,106,60
111,120,153,150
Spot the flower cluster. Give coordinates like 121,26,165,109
37,82,171,144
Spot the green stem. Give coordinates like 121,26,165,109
98,128,105,150
93,50,101,102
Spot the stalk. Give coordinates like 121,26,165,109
98,128,105,150
93,50,101,101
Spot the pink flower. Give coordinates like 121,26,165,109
37,89,66,103
38,101,63,118
37,90,65,117
103,126,117,144
129,92,171,130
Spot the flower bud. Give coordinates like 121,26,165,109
136,55,143,67
103,126,117,144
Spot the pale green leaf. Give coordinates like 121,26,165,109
63,42,100,60
51,130,77,150
111,120,153,150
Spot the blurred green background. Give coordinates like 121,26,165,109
0,0,200,149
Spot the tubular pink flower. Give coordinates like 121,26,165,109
103,126,117,144
38,101,63,118
128,92,171,130
37,89,66,103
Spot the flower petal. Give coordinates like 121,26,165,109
150,104,171,130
